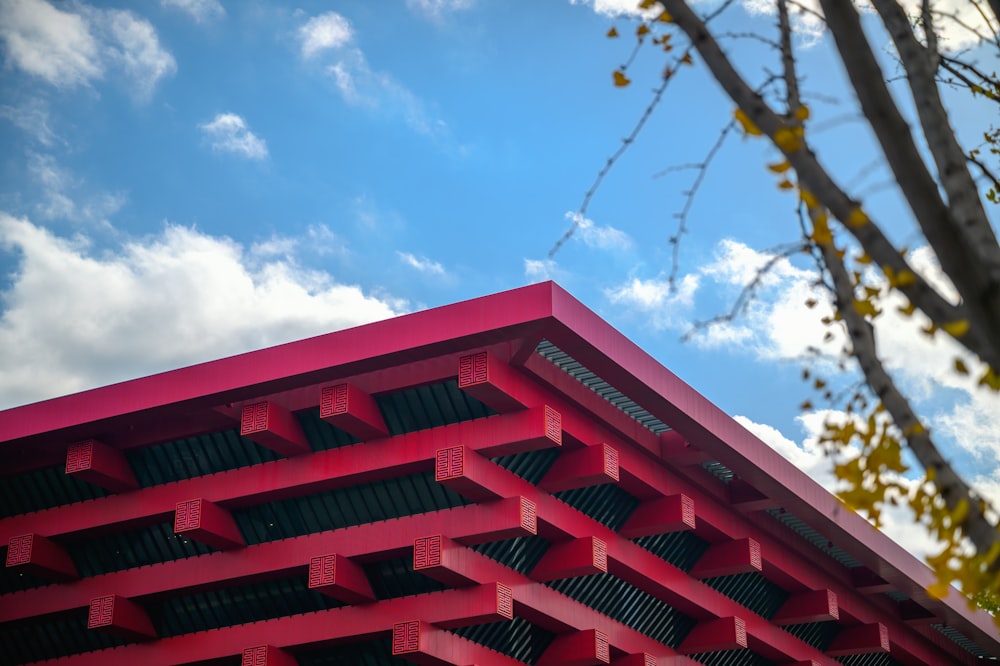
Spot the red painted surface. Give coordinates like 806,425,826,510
87,594,157,641
65,439,139,492
1,282,996,665
4,532,78,582
536,629,611,666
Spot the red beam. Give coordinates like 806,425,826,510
0,498,535,624
408,538,682,659
87,594,157,641
0,407,555,543
307,553,376,603
850,566,894,593
619,495,696,539
826,623,890,657
174,498,245,550
5,533,78,582
530,537,608,582
320,383,388,440
690,538,762,579
727,477,779,512
536,629,611,665
538,444,619,492
610,655,656,666
435,445,505,502
65,439,138,493
240,401,311,457
241,645,297,666
391,620,528,666
678,617,747,654
773,589,840,625
34,583,513,666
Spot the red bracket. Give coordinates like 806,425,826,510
65,439,138,493
727,477,778,512
319,383,388,440
5,533,78,582
241,645,298,666
458,351,529,412
531,537,608,582
773,589,840,625
690,538,762,579
619,494,696,538
678,616,747,654
412,535,478,587
538,444,620,492
87,594,157,641
435,446,503,502
240,401,311,457
537,629,611,665
826,623,890,656
174,498,245,550
850,566,893,593
307,553,376,604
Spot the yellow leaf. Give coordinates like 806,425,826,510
767,161,792,173
637,24,650,37
814,379,827,389
853,299,880,318
921,322,938,338
927,579,952,600
734,108,762,136
811,216,833,246
607,26,619,38
942,319,970,337
774,126,802,153
895,270,916,287
856,253,872,265
777,179,795,190
800,400,814,410
639,0,656,8
613,70,631,87
954,358,969,375
657,9,674,22
979,366,1000,391
799,188,819,209
680,53,693,65
846,208,869,228
805,298,817,308
897,301,916,316
794,104,810,121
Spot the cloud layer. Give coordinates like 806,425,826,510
0,0,176,99
199,113,269,160
0,214,402,409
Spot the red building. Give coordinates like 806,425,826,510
1,282,997,665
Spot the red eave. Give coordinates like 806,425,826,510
2,280,998,657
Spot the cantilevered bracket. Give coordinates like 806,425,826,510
241,645,297,666
307,553,376,604
531,537,608,582
619,494,696,539
435,445,504,502
678,617,747,654
538,444,620,492
319,383,388,440
174,498,245,550
65,439,138,493
458,351,529,412
690,538,762,579
87,594,157,641
5,533,78,582
240,401,311,457
773,589,840,625
826,623,890,657
537,629,611,665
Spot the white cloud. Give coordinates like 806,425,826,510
0,98,60,146
0,214,403,409
397,251,446,275
161,0,226,23
524,258,557,283
0,0,175,99
564,211,633,252
0,0,102,87
298,11,353,59
95,7,177,100
604,273,700,329
27,152,126,224
199,113,269,160
406,0,474,18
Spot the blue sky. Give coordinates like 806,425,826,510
0,0,997,559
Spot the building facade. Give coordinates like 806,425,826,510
1,282,997,665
